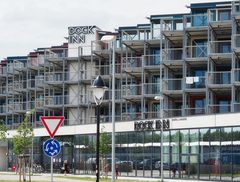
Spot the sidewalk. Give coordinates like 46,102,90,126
0,172,217,182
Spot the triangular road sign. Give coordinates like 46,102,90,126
40,116,65,138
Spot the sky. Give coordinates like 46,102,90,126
0,0,230,60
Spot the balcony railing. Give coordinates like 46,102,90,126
233,69,240,83
185,76,206,89
162,18,184,31
163,108,182,118
162,48,183,61
0,67,7,76
234,103,240,112
105,89,121,100
121,28,151,41
143,83,160,95
163,78,183,91
143,55,161,66
35,76,44,87
185,107,206,116
186,45,208,59
185,14,208,28
0,105,6,113
0,87,7,95
233,34,240,49
27,56,45,68
208,8,232,22
209,40,231,54
208,104,231,114
207,71,231,85
122,57,142,71
122,84,142,97
45,95,89,106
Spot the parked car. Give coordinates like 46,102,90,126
138,159,160,170
154,161,171,170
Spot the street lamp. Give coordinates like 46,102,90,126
26,111,33,176
91,75,107,182
100,34,116,182
154,95,164,182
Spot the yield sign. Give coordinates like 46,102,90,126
40,116,65,138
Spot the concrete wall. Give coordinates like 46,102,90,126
0,146,7,171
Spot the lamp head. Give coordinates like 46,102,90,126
91,75,108,105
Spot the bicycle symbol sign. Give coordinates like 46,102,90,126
43,138,61,157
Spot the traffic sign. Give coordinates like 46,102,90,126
43,138,61,157
40,116,65,138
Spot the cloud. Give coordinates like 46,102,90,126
0,0,228,59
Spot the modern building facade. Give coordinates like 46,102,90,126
1,1,240,181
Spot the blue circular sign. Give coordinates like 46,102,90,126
43,138,61,157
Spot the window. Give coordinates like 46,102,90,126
218,10,231,21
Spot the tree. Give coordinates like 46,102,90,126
12,111,34,182
99,126,111,177
0,123,7,141
100,127,111,156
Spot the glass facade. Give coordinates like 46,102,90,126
7,126,240,181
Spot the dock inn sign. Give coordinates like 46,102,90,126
134,119,170,131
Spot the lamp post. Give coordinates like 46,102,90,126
91,75,107,182
100,34,116,182
26,111,33,177
154,95,164,182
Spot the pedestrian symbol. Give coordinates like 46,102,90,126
43,138,61,157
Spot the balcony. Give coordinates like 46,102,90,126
143,83,160,96
45,48,67,60
122,57,142,74
0,106,6,114
233,69,240,85
35,76,44,87
208,104,231,114
162,48,183,61
185,14,208,30
185,107,206,116
13,81,27,92
207,71,231,88
162,78,183,93
232,34,240,53
208,8,232,29
185,76,206,90
209,40,232,60
45,95,89,107
0,86,7,96
27,56,45,69
0,67,7,76
104,89,121,101
143,55,161,69
163,108,182,118
185,45,208,61
122,84,142,100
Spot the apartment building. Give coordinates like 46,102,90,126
1,1,240,181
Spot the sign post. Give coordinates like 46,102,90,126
41,116,64,182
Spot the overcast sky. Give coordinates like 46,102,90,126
0,0,230,60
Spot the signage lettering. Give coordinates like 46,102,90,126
68,26,96,44
134,119,170,131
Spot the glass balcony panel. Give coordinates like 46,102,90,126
208,104,231,114
163,79,183,91
143,83,160,95
123,57,142,70
185,77,206,89
162,48,183,61
186,45,208,59
122,84,142,96
185,14,208,28
144,55,161,66
208,72,231,85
